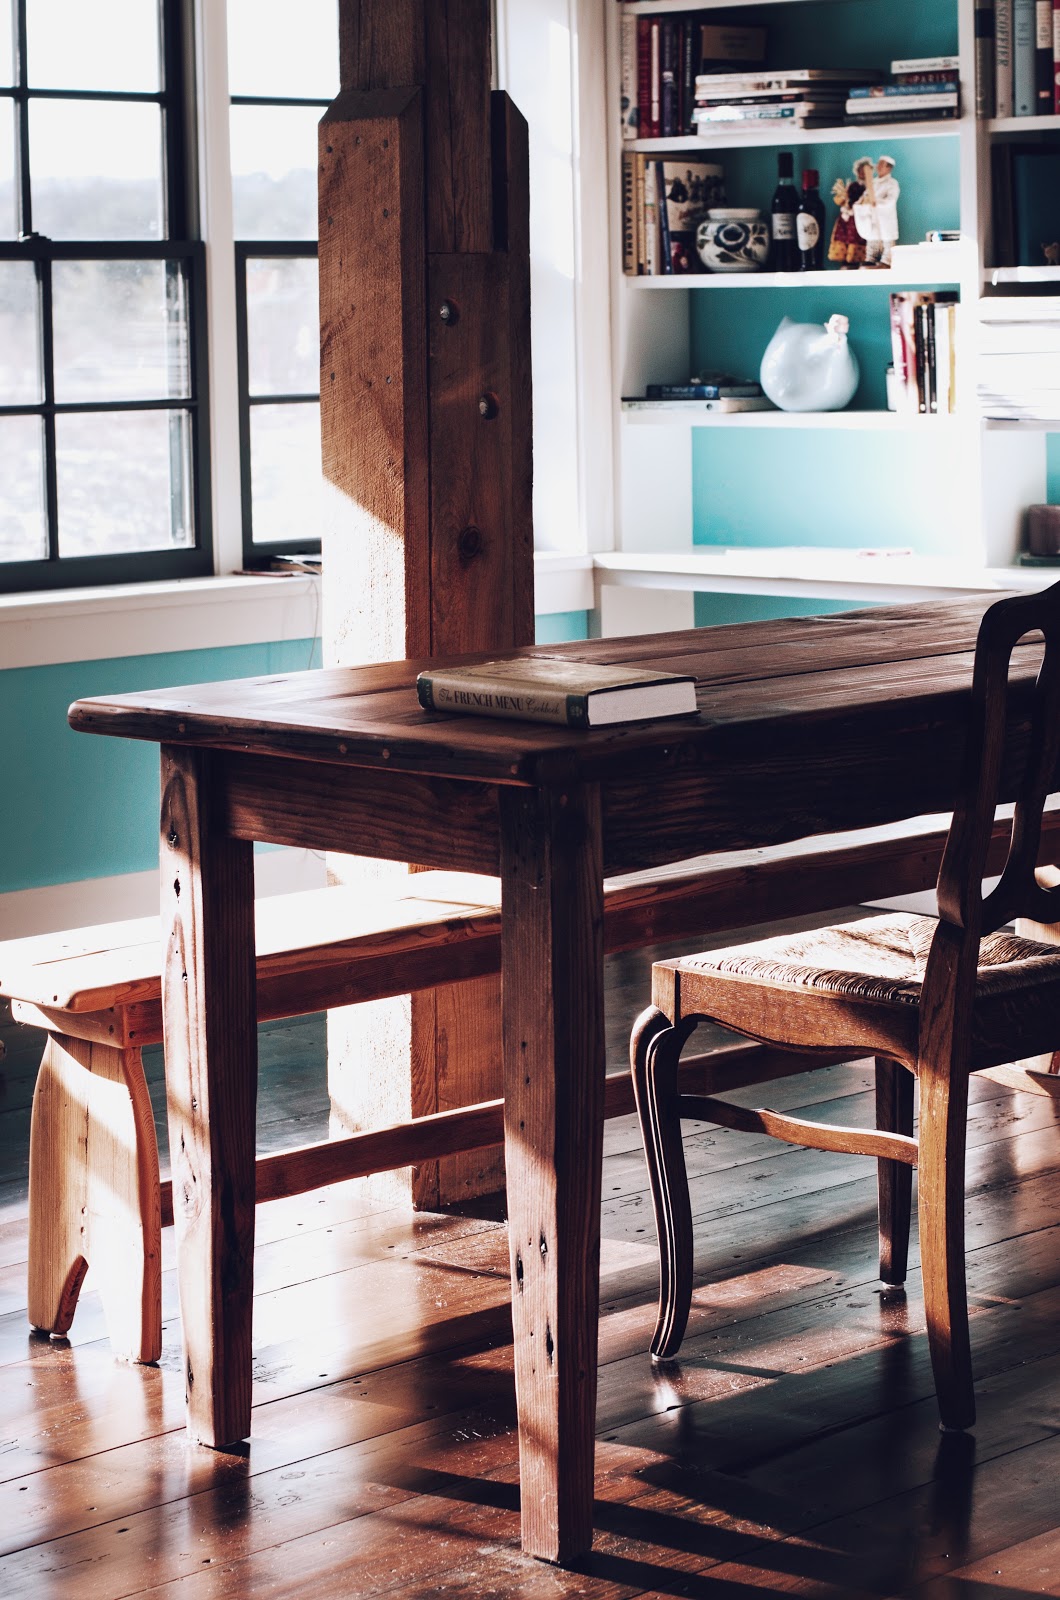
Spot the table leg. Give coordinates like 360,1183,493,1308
499,782,605,1563
160,746,257,1448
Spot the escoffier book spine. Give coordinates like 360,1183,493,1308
417,675,587,726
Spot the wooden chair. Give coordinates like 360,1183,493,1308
630,581,1060,1431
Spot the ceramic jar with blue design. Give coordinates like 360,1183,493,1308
696,208,770,273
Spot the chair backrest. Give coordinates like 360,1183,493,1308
936,579,1060,946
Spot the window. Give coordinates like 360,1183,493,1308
0,0,337,595
0,0,212,590
226,0,335,562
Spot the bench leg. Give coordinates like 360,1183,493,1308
28,1033,162,1364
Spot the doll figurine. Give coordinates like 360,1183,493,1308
827,171,866,266
853,154,899,267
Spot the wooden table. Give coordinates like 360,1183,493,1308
68,595,1040,1564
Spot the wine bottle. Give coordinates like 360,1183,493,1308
770,151,799,271
796,168,825,271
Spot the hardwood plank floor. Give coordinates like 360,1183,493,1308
3,915,1060,1598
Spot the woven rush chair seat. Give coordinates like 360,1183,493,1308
631,579,1060,1433
661,912,1060,1067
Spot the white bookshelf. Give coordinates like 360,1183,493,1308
601,0,1053,630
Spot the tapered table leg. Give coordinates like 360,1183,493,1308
161,746,257,1448
499,782,605,1563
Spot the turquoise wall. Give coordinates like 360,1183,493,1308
0,613,591,896
0,639,321,895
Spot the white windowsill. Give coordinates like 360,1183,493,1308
1,553,597,671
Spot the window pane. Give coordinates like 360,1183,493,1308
230,104,320,241
227,0,337,99
30,101,163,240
0,2,12,86
0,99,15,238
27,0,160,92
53,260,188,402
0,262,41,403
0,416,47,563
57,410,193,556
247,256,318,396
250,403,321,544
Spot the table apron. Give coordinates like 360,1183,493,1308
215,749,502,873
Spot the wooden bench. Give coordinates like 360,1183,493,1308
7,807,1060,1365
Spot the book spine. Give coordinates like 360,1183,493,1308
621,155,635,276
637,19,651,141
934,302,953,414
1054,0,1060,110
996,0,1014,118
845,94,958,112
1015,0,1037,113
926,304,938,413
1038,0,1055,107
889,293,910,412
620,13,638,141
417,676,584,727
646,384,761,399
635,155,645,273
643,159,658,275
649,20,661,138
914,302,928,414
976,0,997,118
660,22,677,137
891,56,960,73
656,160,673,274
681,21,695,133
849,82,958,96
844,108,960,123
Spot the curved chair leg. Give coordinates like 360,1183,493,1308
28,1033,162,1364
631,1006,696,1360
917,1047,974,1430
875,1055,914,1285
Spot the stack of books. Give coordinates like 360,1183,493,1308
693,68,866,133
619,14,766,140
978,298,1060,420
982,0,1060,119
624,379,774,415
889,291,961,415
845,57,960,126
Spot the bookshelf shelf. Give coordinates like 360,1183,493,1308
630,122,958,154
623,0,861,13
620,405,963,430
626,268,961,289
987,115,1060,135
988,266,1060,286
593,548,1054,607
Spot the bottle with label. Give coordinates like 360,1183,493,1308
797,168,825,271
770,150,799,271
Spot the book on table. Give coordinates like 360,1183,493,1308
416,658,699,728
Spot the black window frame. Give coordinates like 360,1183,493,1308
0,0,213,594
233,238,319,566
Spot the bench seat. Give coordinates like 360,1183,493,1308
8,808,1060,1364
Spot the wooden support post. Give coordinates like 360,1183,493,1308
321,1,533,1209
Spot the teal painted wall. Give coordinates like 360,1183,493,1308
535,609,589,643
0,639,321,896
0,613,590,897
1048,435,1060,504
693,593,864,627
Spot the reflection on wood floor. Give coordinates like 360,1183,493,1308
3,914,1060,1598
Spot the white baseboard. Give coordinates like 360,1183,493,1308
0,848,328,938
